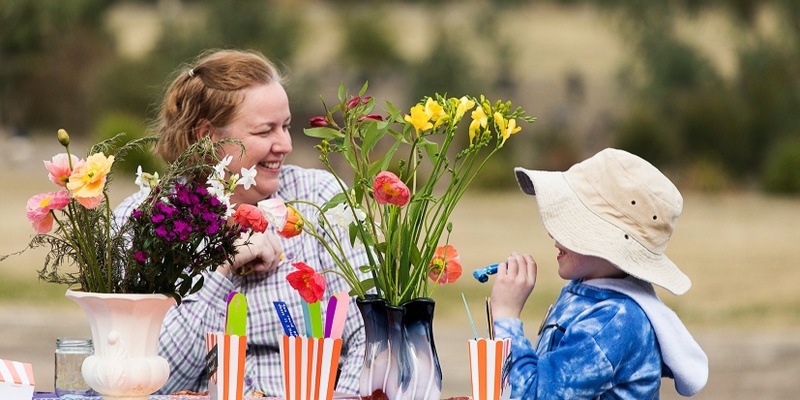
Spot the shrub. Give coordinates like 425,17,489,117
761,138,800,195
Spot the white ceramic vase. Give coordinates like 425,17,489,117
65,289,175,400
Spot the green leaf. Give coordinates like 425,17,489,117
320,192,348,212
419,138,439,161
304,127,344,140
359,81,369,96
337,83,346,103
367,140,401,177
190,275,205,294
354,278,375,295
349,223,359,247
361,121,385,157
178,276,192,297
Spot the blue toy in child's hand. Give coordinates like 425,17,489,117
472,263,500,283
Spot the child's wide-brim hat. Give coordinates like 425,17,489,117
514,148,691,295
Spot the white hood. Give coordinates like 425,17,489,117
583,277,708,397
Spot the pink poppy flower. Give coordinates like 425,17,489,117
373,171,410,206
26,190,70,234
286,262,326,303
44,153,84,187
428,245,462,285
257,198,288,230
232,204,268,233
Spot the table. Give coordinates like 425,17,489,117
32,393,468,400
32,392,366,400
32,394,280,400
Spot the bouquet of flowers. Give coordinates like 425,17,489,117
5,129,265,301
273,83,536,306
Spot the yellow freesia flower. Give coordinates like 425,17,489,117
404,104,433,133
67,153,114,209
425,98,447,129
469,107,488,145
493,111,506,131
501,118,522,145
454,96,476,123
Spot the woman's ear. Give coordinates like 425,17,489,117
195,119,214,141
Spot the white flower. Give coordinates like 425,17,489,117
258,198,287,230
134,165,159,192
215,155,232,175
325,202,366,230
206,176,226,197
222,197,236,218
237,166,258,190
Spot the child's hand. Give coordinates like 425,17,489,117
491,252,537,320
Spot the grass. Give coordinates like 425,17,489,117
0,277,69,305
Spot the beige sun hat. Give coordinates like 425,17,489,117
514,148,691,295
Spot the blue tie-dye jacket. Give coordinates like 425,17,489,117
494,280,662,400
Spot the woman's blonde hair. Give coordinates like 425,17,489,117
153,49,283,163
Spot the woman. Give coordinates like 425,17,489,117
114,49,369,396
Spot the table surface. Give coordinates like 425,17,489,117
33,394,280,400
32,393,280,400
32,393,468,400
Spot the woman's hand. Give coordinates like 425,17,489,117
490,252,537,320
216,231,283,278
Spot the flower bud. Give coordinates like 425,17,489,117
57,129,70,147
346,96,361,110
309,116,329,127
358,114,383,122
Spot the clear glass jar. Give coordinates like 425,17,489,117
54,337,96,397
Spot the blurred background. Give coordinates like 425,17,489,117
1,0,800,398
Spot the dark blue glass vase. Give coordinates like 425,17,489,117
356,295,442,400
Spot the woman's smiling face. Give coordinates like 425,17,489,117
211,81,293,205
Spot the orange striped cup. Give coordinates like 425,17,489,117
279,336,342,400
0,359,35,399
468,338,512,400
206,332,247,400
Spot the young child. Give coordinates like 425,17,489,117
491,148,708,399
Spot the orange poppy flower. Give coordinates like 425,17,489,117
428,245,462,285
277,205,303,238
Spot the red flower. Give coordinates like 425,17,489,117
286,262,326,303
358,113,383,122
373,171,410,206
428,245,462,285
232,204,268,233
277,205,303,238
309,116,328,127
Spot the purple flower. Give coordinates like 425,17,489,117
134,251,148,263
174,220,192,241
132,209,143,218
155,202,177,216
176,189,191,205
155,225,170,240
205,220,220,235
151,214,165,223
